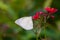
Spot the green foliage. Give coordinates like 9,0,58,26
0,0,60,40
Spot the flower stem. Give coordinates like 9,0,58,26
36,33,38,40
44,16,47,40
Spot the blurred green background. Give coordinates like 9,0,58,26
0,0,60,40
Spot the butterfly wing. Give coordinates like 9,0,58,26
15,16,33,30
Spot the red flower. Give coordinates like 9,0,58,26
39,12,43,15
39,12,48,17
32,12,39,20
45,7,51,12
45,7,57,14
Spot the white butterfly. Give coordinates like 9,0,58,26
15,16,33,30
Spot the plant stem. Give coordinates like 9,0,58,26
44,16,47,40
36,33,38,40
36,24,41,40
42,0,53,40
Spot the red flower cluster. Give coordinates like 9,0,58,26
45,7,57,19
45,7,57,14
32,7,57,20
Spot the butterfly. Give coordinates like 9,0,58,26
15,12,40,30
15,16,33,30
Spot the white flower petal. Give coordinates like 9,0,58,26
15,16,33,30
